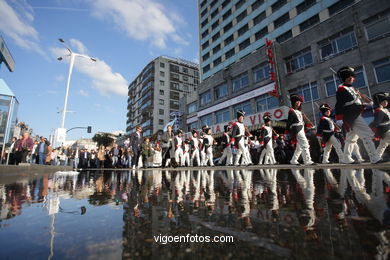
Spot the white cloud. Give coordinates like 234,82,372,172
69,38,89,54
0,0,44,55
55,75,65,82
50,39,128,97
89,0,187,49
78,89,89,96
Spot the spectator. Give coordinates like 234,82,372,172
130,126,143,169
152,142,162,167
8,137,17,165
36,136,48,165
161,125,175,168
97,145,105,168
18,132,34,163
90,149,97,168
45,141,52,165
110,144,119,168
141,137,152,168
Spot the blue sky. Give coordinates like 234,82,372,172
0,0,199,140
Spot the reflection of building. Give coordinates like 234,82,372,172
0,79,18,144
126,56,199,137
193,0,390,131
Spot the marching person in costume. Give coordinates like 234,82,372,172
174,129,184,166
371,92,390,159
183,139,191,167
189,129,201,166
218,125,233,166
258,115,277,165
287,94,315,165
200,126,207,166
203,126,216,166
232,110,251,166
243,128,253,165
316,103,344,164
335,66,382,164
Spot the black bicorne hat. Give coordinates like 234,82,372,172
319,103,332,114
290,94,303,106
263,115,271,123
373,92,389,106
224,125,231,132
337,66,355,82
237,110,245,119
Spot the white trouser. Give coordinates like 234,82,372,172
244,146,252,164
290,128,313,165
183,152,190,166
343,115,380,163
263,141,276,165
352,143,363,161
234,138,249,165
191,149,200,166
175,147,184,165
204,147,214,166
201,150,206,166
377,130,390,158
322,135,343,163
219,146,233,165
258,147,265,164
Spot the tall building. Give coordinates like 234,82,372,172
190,0,390,135
126,56,199,136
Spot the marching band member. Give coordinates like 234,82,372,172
371,92,390,159
182,139,191,167
316,103,343,164
259,115,277,165
335,66,382,164
232,110,250,166
218,125,233,166
189,130,201,166
287,94,315,165
243,128,253,165
200,126,207,166
174,129,184,166
203,126,216,166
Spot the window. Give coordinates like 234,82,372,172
201,114,213,126
212,32,220,42
256,94,279,112
200,90,212,106
320,30,357,60
299,14,320,32
255,27,268,40
222,0,231,8
213,57,222,66
211,9,219,19
202,30,209,38
160,80,164,86
296,0,316,14
188,121,198,131
201,19,208,28
239,38,251,50
292,82,319,102
160,71,165,77
188,102,198,114
253,11,266,25
365,14,390,41
235,0,246,10
224,35,234,46
202,41,209,50
171,82,179,90
354,67,367,88
276,30,292,43
224,22,233,33
170,64,179,72
160,62,165,68
216,109,230,123
159,119,164,125
170,73,180,81
234,101,252,115
253,64,270,82
324,75,340,97
203,52,210,61
274,13,289,29
223,9,232,20
214,84,228,99
233,74,249,92
252,0,264,11
159,90,164,95
159,99,164,105
210,0,218,8
183,76,189,81
170,91,180,100
374,57,390,83
170,100,180,109
328,0,354,16
238,24,249,36
236,10,247,23
159,109,164,115
285,49,313,73
213,44,221,54
182,67,188,73
212,21,219,30
272,0,287,12
200,0,207,8
201,8,207,18
225,48,235,59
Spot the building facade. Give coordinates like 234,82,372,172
191,0,390,133
126,56,199,137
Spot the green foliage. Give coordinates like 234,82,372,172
92,133,114,147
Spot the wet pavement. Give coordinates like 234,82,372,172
0,168,389,259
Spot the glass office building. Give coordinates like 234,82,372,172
0,79,18,144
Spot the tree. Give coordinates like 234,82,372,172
92,133,114,147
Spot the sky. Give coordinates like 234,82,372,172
0,0,199,140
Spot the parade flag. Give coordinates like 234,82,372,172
163,119,176,132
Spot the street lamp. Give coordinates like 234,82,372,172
57,38,96,129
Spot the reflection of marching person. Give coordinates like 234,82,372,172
232,110,250,166
189,130,201,166
371,92,390,159
258,115,277,165
218,125,233,166
335,66,382,164
174,129,184,166
202,126,216,166
287,94,315,165
316,103,343,164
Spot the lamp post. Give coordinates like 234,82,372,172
57,38,96,129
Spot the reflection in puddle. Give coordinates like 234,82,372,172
0,168,389,259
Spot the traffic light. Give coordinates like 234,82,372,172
87,126,92,133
